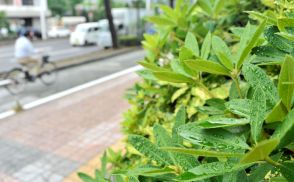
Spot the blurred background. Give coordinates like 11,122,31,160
0,0,181,112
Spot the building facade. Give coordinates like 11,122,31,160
0,0,50,34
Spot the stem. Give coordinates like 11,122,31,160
233,77,243,99
265,156,281,167
174,36,184,45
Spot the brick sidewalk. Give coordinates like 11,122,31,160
0,72,139,182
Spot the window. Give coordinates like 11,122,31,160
0,0,13,5
22,0,33,5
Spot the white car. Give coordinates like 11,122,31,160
48,27,70,38
96,19,124,48
70,23,100,46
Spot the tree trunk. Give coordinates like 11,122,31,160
169,0,174,8
104,0,118,48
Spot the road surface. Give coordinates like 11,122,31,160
0,49,144,113
0,39,102,72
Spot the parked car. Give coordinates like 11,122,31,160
96,19,125,48
69,22,100,46
48,27,70,38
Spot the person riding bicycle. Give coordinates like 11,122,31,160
14,28,40,80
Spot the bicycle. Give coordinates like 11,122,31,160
4,55,57,95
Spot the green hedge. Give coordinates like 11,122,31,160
79,0,294,181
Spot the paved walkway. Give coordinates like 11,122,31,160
0,72,139,182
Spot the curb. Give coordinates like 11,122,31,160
56,46,141,71
0,46,142,77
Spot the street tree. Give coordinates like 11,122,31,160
104,0,118,49
169,0,174,8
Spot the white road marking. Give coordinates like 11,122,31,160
0,65,142,120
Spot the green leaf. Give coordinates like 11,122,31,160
179,47,194,61
250,87,267,143
128,176,140,182
277,17,294,32
153,71,194,83
197,117,249,129
158,5,177,19
252,45,285,64
172,106,186,144
236,20,267,69
198,0,213,16
137,70,157,81
147,16,176,26
201,31,211,60
78,173,96,182
212,35,234,70
249,153,282,182
276,32,294,41
240,138,279,164
171,58,199,78
178,124,250,150
280,161,294,181
177,162,254,181
266,100,288,123
127,166,175,177
100,152,107,176
264,26,293,53
246,11,277,25
213,0,226,16
242,63,279,106
153,124,177,164
278,55,294,111
225,99,251,118
185,32,199,57
225,170,249,182
154,121,197,170
128,135,173,165
138,61,165,72
162,147,244,157
184,60,230,76
154,124,173,147
272,108,294,149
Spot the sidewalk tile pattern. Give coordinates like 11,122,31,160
0,72,138,182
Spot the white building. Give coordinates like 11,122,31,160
0,0,50,37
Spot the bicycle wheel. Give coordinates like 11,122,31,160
4,69,26,95
39,62,57,85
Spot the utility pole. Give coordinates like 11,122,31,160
40,0,47,40
104,0,118,48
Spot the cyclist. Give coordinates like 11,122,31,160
14,28,40,80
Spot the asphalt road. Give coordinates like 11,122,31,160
0,38,102,72
0,49,144,113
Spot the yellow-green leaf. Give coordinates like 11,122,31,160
212,35,234,70
272,108,294,149
185,60,230,76
185,32,199,57
278,55,294,111
265,100,288,123
153,71,194,83
236,20,267,69
240,138,279,164
201,31,211,60
147,16,176,26
138,61,166,72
